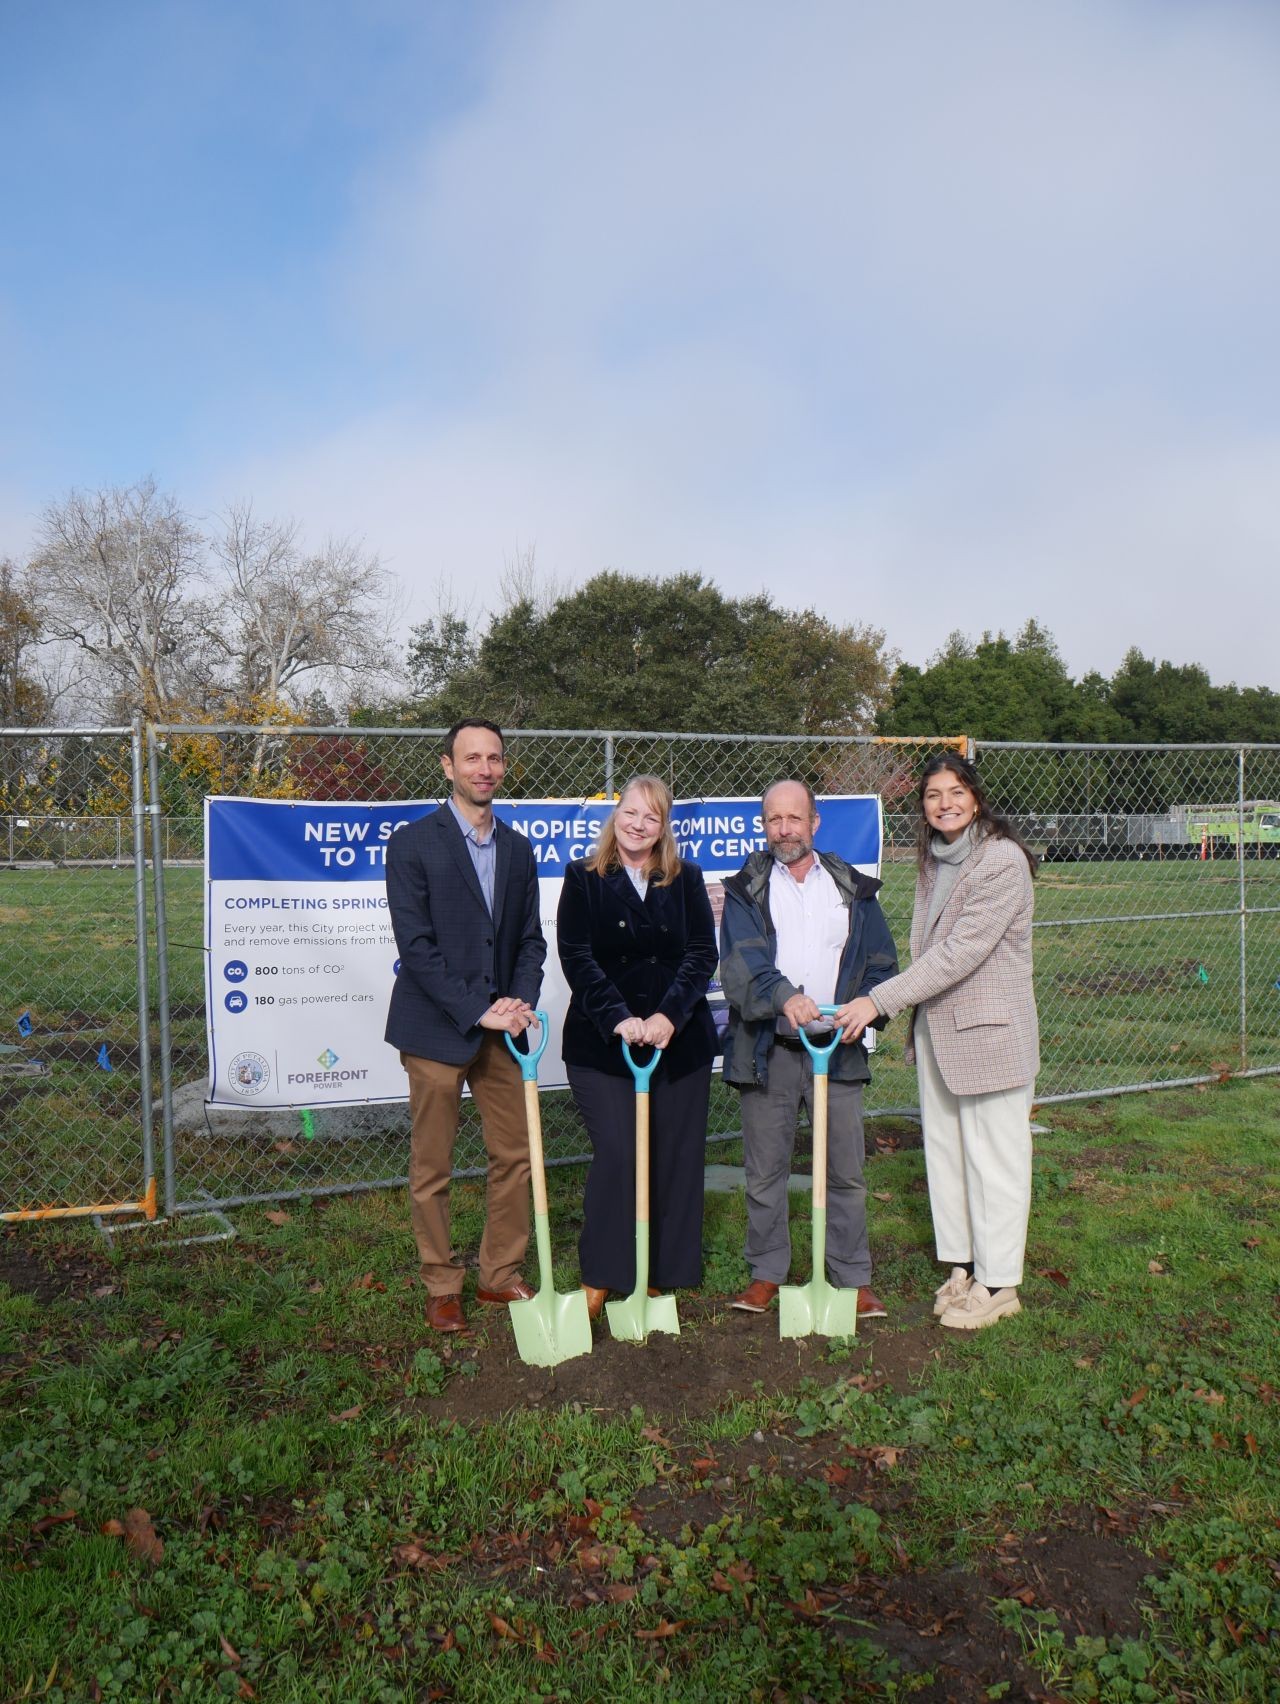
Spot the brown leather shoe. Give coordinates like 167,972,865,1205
425,1293,468,1333
857,1286,887,1320
732,1278,779,1313
475,1278,536,1304
582,1284,608,1320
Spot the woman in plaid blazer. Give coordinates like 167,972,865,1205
837,753,1039,1331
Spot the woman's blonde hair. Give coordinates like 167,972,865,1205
588,775,681,887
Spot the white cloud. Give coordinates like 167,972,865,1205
218,0,1280,690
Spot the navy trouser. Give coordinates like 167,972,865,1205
568,1062,711,1292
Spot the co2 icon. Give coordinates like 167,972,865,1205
224,990,248,1014
224,960,248,983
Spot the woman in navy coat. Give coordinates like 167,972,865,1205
557,776,719,1316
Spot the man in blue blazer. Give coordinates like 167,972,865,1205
385,719,546,1333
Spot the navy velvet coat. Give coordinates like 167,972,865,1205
556,859,719,1082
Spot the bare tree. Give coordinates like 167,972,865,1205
34,480,207,716
0,559,50,727
209,503,400,712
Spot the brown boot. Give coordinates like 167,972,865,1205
582,1285,608,1321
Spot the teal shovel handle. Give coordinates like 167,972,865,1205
503,1010,549,1081
797,1004,842,1076
621,1038,661,1092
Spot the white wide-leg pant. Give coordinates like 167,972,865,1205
914,1012,1034,1291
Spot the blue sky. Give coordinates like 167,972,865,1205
4,0,1279,691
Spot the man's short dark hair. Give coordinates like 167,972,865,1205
761,778,817,817
443,719,506,760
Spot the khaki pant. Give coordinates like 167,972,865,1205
401,1034,530,1296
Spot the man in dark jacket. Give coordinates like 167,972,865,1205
385,719,546,1333
719,780,898,1317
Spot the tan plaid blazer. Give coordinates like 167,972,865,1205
872,832,1038,1096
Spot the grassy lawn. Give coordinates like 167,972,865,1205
1,1078,1277,1701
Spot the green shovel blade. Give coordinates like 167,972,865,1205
604,1221,679,1342
778,1274,860,1339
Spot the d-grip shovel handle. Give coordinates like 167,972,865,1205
796,1004,842,1076
503,1011,549,1079
621,1038,661,1091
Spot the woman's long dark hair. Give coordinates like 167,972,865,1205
914,752,1038,876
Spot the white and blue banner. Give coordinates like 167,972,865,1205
205,794,883,1108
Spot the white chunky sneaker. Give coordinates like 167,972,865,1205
932,1266,973,1317
939,1283,1021,1331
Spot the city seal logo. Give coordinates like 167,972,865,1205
228,1051,271,1097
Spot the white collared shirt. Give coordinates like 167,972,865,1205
769,855,847,1016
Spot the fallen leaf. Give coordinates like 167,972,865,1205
1190,1388,1225,1405
1122,1386,1149,1411
329,1404,362,1423
635,1619,686,1640
1035,1268,1070,1288
351,1272,375,1290
219,1633,241,1667
872,1190,893,1202
92,1284,116,1299
264,1210,290,1227
603,1583,637,1603
1244,1433,1258,1456
1010,1585,1036,1607
1242,1237,1260,1250
640,1425,670,1448
31,1510,77,1533
489,1614,518,1641
122,1507,163,1565
1147,1260,1165,1274
690,1455,718,1473
272,1140,297,1155
864,1444,903,1470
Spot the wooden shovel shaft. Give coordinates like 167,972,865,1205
811,1071,828,1213
634,1090,650,1223
523,1079,549,1218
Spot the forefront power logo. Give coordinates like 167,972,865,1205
288,1045,369,1089
228,1051,271,1096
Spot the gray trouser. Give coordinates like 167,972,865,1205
739,1044,870,1287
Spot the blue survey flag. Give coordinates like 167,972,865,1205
17,1011,32,1037
97,1044,113,1071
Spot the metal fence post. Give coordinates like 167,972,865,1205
1238,746,1248,1070
146,729,179,1217
604,733,615,799
129,722,158,1216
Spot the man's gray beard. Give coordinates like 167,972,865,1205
770,839,811,866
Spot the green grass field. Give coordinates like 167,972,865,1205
1,1078,1277,1700
2,859,1279,1213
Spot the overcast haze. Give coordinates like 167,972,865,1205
4,0,1278,690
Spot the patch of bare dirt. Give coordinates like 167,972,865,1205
410,1296,944,1426
0,1230,110,1303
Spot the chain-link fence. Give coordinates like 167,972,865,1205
0,727,156,1223
974,741,1280,1100
6,725,1277,1223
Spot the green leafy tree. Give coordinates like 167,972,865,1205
388,570,893,737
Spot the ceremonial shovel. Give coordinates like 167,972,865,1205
779,1006,860,1340
504,1016,592,1366
605,1040,680,1342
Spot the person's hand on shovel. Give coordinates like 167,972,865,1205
833,996,879,1044
614,1015,647,1045
481,998,538,1035
640,1013,674,1049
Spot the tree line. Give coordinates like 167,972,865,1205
5,479,1279,747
